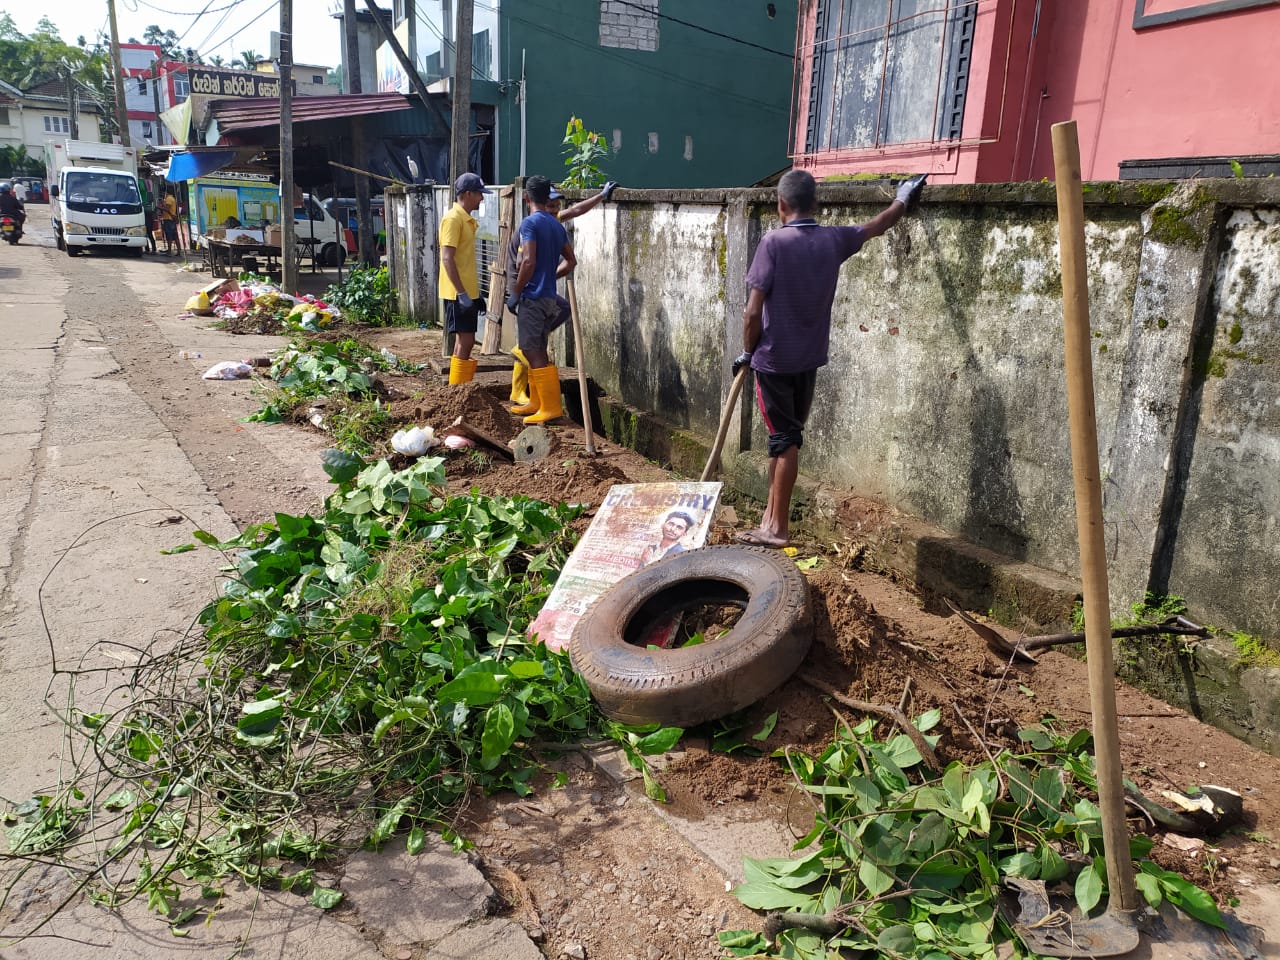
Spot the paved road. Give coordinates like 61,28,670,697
0,220,541,959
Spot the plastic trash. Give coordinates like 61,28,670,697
185,291,213,315
391,425,436,456
443,434,475,450
179,350,203,360
202,361,253,380
380,347,399,365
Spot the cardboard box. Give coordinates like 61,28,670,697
264,225,283,246
206,226,226,240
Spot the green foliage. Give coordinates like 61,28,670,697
248,336,413,425
1125,592,1188,626
2,458,681,923
1229,159,1245,179
0,15,116,141
326,399,394,456
561,116,610,190
1230,631,1280,668
323,265,402,326
729,716,1222,958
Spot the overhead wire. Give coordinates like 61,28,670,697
174,0,242,46
196,0,277,62
607,0,794,59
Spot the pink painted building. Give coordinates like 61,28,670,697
791,0,1280,183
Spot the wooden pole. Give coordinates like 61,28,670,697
450,0,474,184
1051,120,1137,912
107,0,130,147
279,0,297,293
343,0,375,267
565,276,596,455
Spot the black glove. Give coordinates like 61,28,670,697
505,292,521,312
895,174,927,212
456,290,473,310
732,351,752,376
602,181,620,201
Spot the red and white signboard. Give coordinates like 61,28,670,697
529,481,722,653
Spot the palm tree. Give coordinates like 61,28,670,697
231,49,261,70
208,54,225,67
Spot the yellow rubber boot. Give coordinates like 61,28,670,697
448,355,468,385
510,348,530,405
524,365,564,424
510,367,539,415
462,357,478,381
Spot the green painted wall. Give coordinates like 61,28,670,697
497,1,796,188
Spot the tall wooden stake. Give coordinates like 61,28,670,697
1051,120,1137,912
107,0,130,146
280,0,297,293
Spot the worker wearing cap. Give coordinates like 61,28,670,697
505,175,576,423
441,172,490,385
506,179,618,405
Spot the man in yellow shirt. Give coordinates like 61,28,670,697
440,173,490,384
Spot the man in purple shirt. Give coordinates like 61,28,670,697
734,169,926,548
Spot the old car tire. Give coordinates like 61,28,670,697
569,545,812,727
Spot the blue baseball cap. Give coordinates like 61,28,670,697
548,185,565,200
454,172,492,195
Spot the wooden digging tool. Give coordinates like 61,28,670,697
700,367,749,482
1007,119,1140,958
565,276,597,455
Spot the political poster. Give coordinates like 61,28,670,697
529,481,722,653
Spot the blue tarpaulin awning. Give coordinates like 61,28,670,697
166,150,237,182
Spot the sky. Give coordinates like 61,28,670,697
5,0,344,70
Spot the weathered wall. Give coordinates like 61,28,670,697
568,179,1280,644
384,185,438,326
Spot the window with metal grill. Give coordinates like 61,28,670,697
804,0,975,153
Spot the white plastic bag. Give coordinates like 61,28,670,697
202,361,253,380
443,434,475,450
391,425,436,456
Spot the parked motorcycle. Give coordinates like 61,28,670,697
1,215,21,245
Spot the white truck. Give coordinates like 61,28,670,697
44,139,148,258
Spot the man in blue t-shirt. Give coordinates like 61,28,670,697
505,175,577,424
734,169,926,548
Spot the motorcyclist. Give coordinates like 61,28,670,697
0,182,26,229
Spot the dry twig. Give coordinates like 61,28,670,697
799,672,941,770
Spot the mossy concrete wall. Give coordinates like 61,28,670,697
384,185,438,327
569,179,1280,648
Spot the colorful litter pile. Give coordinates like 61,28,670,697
183,278,342,335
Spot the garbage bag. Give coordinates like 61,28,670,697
391,425,436,456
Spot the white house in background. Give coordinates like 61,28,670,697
252,59,339,97
0,78,105,167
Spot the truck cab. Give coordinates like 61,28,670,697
45,140,147,258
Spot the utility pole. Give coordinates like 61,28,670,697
107,0,131,146
280,0,297,292
66,70,79,140
343,0,375,266
151,60,164,145
449,0,473,183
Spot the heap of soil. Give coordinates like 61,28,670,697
218,310,288,336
